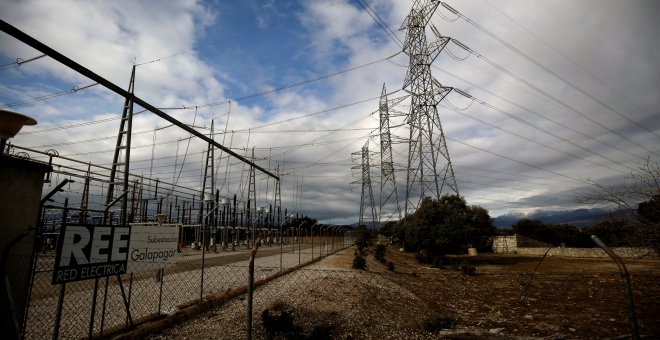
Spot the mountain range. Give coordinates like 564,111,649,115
492,208,629,228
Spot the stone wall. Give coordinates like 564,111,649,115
514,247,657,259
492,234,657,258
492,234,550,253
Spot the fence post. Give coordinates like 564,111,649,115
247,236,262,340
51,283,66,340
88,278,100,339
591,235,640,340
158,269,164,314
200,228,205,301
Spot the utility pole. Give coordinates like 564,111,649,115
400,0,459,217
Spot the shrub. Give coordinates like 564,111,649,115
374,244,386,263
431,255,447,268
352,250,367,270
459,260,476,276
261,301,297,338
423,314,455,333
415,249,433,264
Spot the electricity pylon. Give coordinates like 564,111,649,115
106,65,135,225
199,120,215,246
352,141,377,228
247,148,257,246
378,83,408,223
79,163,91,224
274,163,282,226
400,0,459,216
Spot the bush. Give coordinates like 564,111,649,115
374,244,386,263
423,314,455,333
431,255,447,268
352,250,367,270
261,301,297,338
415,249,433,264
459,260,476,276
355,225,374,251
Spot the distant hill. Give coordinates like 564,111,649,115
493,208,630,228
350,208,630,229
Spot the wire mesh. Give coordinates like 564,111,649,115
17,230,353,339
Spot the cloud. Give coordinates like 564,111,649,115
1,0,658,225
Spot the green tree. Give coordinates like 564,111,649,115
512,219,591,247
395,195,495,258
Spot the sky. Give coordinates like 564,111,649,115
1,0,659,225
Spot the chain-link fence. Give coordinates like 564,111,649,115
17,225,354,339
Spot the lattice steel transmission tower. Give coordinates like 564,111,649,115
378,83,408,223
199,121,216,246
105,65,136,225
247,147,257,246
400,0,459,216
274,163,282,226
79,163,91,224
352,141,377,228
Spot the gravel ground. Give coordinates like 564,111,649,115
25,240,349,339
146,247,660,340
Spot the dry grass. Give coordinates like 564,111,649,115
149,247,660,339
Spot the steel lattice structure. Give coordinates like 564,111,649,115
106,65,136,225
353,141,377,227
378,83,408,223
400,0,459,216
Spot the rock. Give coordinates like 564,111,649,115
164,307,179,316
523,314,533,320
569,327,576,332
489,328,504,334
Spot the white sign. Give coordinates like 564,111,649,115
52,224,179,284
127,226,179,273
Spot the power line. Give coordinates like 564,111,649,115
445,135,585,184
479,0,660,136
0,53,46,71
354,0,404,48
448,38,659,158
163,52,401,110
442,99,632,174
438,1,660,141
133,0,346,66
449,91,637,173
430,64,649,164
0,83,99,109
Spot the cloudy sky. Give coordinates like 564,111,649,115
1,0,658,224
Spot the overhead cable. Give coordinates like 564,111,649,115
432,64,649,163
445,135,584,184
0,53,46,71
0,83,99,109
481,0,660,130
354,0,404,48
440,1,660,140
